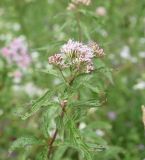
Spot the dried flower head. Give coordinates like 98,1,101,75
96,6,107,17
73,0,91,6
67,0,91,11
67,3,76,11
48,39,105,74
88,41,105,57
48,54,64,67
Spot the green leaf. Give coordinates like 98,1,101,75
69,99,101,108
85,83,100,94
21,90,53,120
52,146,67,160
103,146,124,158
94,59,113,84
65,119,93,160
39,68,59,77
10,136,43,152
36,147,48,160
41,107,59,138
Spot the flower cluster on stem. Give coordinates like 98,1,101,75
48,39,105,74
67,0,91,10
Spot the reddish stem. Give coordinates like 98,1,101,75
47,100,67,159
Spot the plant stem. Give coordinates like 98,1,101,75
47,100,67,159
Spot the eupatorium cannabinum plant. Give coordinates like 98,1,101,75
10,1,112,160
10,39,111,160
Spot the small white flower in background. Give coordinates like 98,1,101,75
139,51,145,58
120,46,137,63
0,109,4,116
79,122,86,130
88,107,97,114
133,81,145,90
52,96,59,103
13,83,43,97
120,46,131,59
24,82,43,97
96,6,107,17
96,129,105,137
31,51,39,59
12,84,22,92
12,23,21,31
140,38,145,44
53,78,61,85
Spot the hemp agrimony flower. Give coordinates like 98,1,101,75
48,39,104,74
67,0,91,10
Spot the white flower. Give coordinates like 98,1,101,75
0,109,4,116
120,46,131,59
133,81,145,90
24,82,43,97
79,122,86,130
96,7,107,16
139,51,145,58
96,129,105,137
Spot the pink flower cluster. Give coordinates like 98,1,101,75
67,0,91,10
48,39,104,73
1,37,31,69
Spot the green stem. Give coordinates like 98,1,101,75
47,100,67,159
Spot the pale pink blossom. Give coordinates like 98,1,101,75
1,37,31,68
13,70,22,78
96,6,107,17
48,39,105,74
1,47,10,57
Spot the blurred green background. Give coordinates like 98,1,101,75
0,0,145,159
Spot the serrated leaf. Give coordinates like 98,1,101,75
39,68,59,77
10,136,43,152
84,83,100,94
69,99,101,108
94,59,113,84
65,119,93,160
21,90,53,120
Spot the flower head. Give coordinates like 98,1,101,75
1,37,31,69
88,41,105,57
48,54,63,66
48,39,104,74
67,0,91,11
96,6,107,17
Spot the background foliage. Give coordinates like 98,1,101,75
0,0,145,159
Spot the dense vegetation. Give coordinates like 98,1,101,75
0,0,145,159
